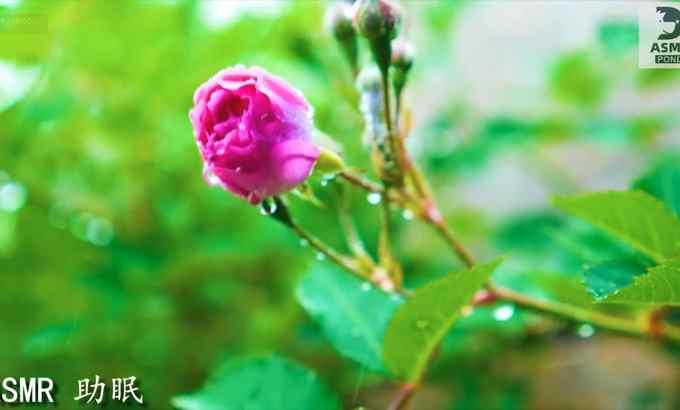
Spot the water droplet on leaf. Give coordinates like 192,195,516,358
360,282,372,292
415,319,430,330
493,304,515,321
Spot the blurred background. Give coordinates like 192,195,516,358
1,1,679,409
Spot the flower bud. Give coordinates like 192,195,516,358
391,38,413,73
353,0,402,74
352,0,401,41
325,2,358,72
190,66,319,205
315,146,346,174
391,38,414,94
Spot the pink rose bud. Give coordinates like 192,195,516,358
189,66,320,204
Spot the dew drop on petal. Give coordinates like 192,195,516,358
204,168,222,187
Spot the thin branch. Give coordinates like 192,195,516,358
338,170,383,193
387,383,416,410
427,214,476,269
489,285,680,343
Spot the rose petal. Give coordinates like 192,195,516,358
270,139,320,192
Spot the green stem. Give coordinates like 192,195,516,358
289,221,361,277
489,285,680,342
427,214,475,269
337,185,374,262
271,196,365,280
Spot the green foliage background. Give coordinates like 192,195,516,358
1,1,679,409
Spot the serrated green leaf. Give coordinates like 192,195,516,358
383,259,503,382
172,355,340,410
583,259,647,300
633,155,680,217
296,264,403,372
554,191,680,263
604,260,680,306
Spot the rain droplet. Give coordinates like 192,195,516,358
315,252,326,261
415,319,430,330
0,181,27,212
203,165,222,187
577,323,595,338
360,282,372,292
367,192,382,205
299,238,309,247
493,304,514,321
85,217,114,246
259,198,277,216
402,209,414,221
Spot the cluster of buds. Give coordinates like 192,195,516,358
325,0,413,84
326,0,414,187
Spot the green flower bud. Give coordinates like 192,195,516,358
325,2,358,72
315,146,346,174
391,38,414,93
353,0,402,75
353,0,401,41
326,2,355,40
391,38,413,73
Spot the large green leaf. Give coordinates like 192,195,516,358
582,259,647,300
383,259,503,382
604,260,680,306
633,155,680,217
554,191,680,263
172,355,341,410
296,264,403,372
